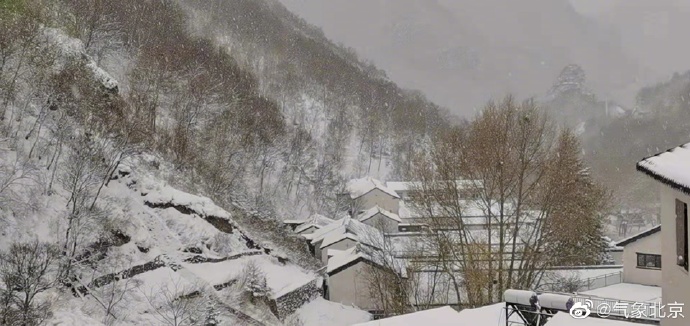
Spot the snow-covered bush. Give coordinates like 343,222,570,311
239,260,271,304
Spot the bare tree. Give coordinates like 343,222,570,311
0,148,39,211
140,277,201,326
359,222,410,316
57,135,109,281
0,240,59,326
80,261,142,326
407,95,609,307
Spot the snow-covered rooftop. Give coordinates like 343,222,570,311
295,214,335,233
581,283,662,303
615,225,660,247
326,246,361,274
308,217,384,249
326,244,408,279
346,177,400,199
321,232,359,249
352,306,462,326
638,142,690,194
386,180,480,192
357,205,401,223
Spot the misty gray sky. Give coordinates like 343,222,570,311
279,0,690,116
569,0,617,15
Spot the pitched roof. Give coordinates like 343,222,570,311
294,214,335,233
326,244,407,277
308,217,384,249
615,225,661,247
320,233,359,249
357,206,402,223
346,177,400,199
637,142,690,195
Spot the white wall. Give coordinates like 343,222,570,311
660,185,690,326
327,261,377,311
362,214,399,233
622,230,662,286
356,189,400,214
320,238,357,263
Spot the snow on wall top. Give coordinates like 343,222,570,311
353,306,463,326
638,142,690,195
345,177,400,199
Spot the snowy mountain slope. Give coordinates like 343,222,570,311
278,0,638,114
0,16,353,323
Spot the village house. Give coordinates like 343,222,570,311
637,142,690,326
325,244,406,313
338,177,401,215
356,205,401,234
385,180,480,202
615,225,662,286
303,216,383,263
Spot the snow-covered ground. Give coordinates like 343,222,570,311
581,283,662,303
286,297,371,326
183,255,317,299
551,267,623,280
456,303,522,325
353,306,463,326
547,312,648,325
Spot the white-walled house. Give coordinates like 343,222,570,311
339,177,401,215
638,143,690,326
615,225,662,286
325,245,406,312
304,217,383,262
357,205,401,233
386,180,480,201
325,247,379,311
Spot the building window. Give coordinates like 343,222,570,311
636,253,661,269
676,199,688,271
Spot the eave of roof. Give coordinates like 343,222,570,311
637,144,690,195
615,225,661,247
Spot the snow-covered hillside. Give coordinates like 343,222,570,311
0,7,371,323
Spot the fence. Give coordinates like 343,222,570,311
580,271,623,291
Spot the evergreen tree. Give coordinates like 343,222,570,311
242,261,271,303
542,129,609,266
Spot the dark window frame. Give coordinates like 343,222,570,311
676,199,688,271
636,253,661,269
